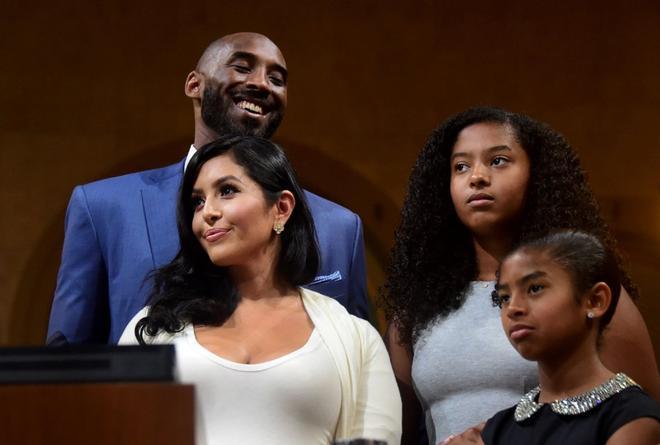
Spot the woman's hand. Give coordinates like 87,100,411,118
439,423,485,445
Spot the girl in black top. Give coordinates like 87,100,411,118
449,231,660,445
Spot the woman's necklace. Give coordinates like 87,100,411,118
514,372,639,422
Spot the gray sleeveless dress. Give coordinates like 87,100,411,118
411,281,538,444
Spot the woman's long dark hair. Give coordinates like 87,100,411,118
382,107,637,347
135,135,320,343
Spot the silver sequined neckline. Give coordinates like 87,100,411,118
514,372,639,422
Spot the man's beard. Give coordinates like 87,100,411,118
200,84,282,139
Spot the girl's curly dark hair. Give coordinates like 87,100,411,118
382,107,637,347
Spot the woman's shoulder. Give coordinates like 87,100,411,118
301,288,367,320
300,288,379,338
301,287,349,312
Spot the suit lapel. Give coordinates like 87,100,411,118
141,161,184,268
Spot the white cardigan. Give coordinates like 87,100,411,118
119,288,402,445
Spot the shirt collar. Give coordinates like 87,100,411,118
184,144,197,172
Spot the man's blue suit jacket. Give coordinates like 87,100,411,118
47,159,369,344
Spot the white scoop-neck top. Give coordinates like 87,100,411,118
177,324,341,444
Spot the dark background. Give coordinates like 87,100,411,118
1,1,658,362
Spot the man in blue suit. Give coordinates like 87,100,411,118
47,33,369,344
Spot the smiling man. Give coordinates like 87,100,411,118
47,33,369,344
189,33,287,143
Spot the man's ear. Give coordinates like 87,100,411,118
585,282,612,319
273,191,295,226
185,71,203,99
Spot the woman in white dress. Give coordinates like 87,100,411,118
120,135,401,445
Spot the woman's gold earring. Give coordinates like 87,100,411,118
273,222,284,235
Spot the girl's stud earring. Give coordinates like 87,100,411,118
273,222,284,235
587,312,595,319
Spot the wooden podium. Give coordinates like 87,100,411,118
0,383,194,445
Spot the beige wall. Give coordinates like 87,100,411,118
1,1,658,358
